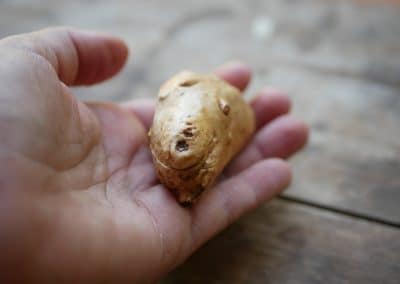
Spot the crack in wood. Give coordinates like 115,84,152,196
278,195,400,229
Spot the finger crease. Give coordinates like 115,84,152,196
132,194,165,271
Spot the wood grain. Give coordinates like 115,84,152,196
161,199,400,284
0,0,399,283
264,65,400,225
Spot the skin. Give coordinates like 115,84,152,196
0,28,308,283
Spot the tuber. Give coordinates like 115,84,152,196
149,71,255,206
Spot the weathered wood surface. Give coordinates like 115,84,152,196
162,199,400,284
2,0,398,223
271,66,400,225
0,0,399,282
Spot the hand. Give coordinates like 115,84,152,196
0,28,308,283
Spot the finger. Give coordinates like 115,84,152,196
251,88,291,130
121,98,155,130
134,184,193,269
214,61,252,92
1,27,128,86
190,158,291,249
225,115,308,176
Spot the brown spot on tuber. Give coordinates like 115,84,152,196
176,140,189,152
159,92,170,101
180,200,193,207
180,79,199,87
218,99,230,115
222,105,230,115
179,186,204,207
183,128,194,137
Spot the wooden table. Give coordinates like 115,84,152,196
1,0,399,282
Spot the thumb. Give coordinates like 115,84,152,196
0,27,128,86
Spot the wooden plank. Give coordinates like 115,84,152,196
2,0,399,98
260,65,400,225
161,199,400,284
0,0,399,209
0,1,399,283
115,0,400,96
1,0,399,222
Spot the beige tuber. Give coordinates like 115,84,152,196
149,71,255,206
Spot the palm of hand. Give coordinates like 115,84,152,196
0,28,307,284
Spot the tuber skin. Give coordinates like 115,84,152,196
149,71,255,205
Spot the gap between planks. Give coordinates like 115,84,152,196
278,195,400,229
